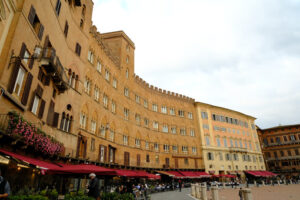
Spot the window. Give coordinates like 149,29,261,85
135,114,141,124
190,129,195,137
105,69,110,81
188,112,193,119
75,43,81,56
111,100,116,113
239,140,243,148
155,155,159,164
180,128,186,136
216,138,221,147
201,111,208,119
123,135,128,145
146,154,150,162
235,140,238,147
79,112,86,129
219,152,223,160
125,68,129,79
109,130,114,141
80,19,84,28
87,50,94,64
28,5,44,40
184,158,189,165
144,118,149,127
31,95,40,114
178,110,184,117
192,147,197,154
182,146,188,154
223,138,228,147
64,21,69,37
171,127,176,134
203,124,209,130
126,56,129,64
145,141,149,150
135,139,141,148
280,150,284,157
55,0,62,15
249,142,252,150
172,145,178,153
244,141,248,149
226,153,231,161
295,149,299,155
230,139,234,147
100,125,105,138
153,121,159,130
112,78,117,88
124,108,129,120
97,61,102,73
84,77,91,94
253,156,256,162
152,104,158,112
161,106,167,114
288,150,292,156
276,137,281,144
144,100,148,108
90,138,95,151
233,154,239,161
13,67,26,96
60,113,72,132
162,124,168,133
94,86,99,101
290,135,296,141
205,136,210,146
283,135,288,142
103,94,108,108
259,156,263,162
207,152,214,160
124,87,129,97
163,144,169,152
154,143,159,151
135,95,140,103
170,108,175,115
91,120,96,134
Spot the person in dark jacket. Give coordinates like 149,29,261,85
88,173,100,199
0,169,10,199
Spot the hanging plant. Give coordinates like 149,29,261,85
7,111,64,156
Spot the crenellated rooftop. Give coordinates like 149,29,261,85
134,74,195,103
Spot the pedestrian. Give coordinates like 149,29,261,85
238,188,243,200
178,179,182,192
87,173,100,200
0,169,10,199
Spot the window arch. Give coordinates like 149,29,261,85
82,4,86,16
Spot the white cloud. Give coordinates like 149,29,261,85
92,0,300,128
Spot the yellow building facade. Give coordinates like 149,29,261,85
0,0,265,174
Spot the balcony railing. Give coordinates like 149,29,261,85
266,155,300,161
40,47,69,93
265,140,300,147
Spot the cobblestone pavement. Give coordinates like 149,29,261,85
150,184,300,200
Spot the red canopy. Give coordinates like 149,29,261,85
167,171,185,179
0,149,60,170
194,171,211,178
245,170,277,177
49,163,115,175
179,171,211,178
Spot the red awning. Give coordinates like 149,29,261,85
245,170,277,177
0,149,61,170
167,171,185,179
49,163,115,175
179,171,211,178
147,174,161,180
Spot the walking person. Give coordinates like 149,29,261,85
87,173,100,200
238,188,243,200
0,169,10,199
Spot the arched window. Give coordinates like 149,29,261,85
82,4,86,16
60,112,72,132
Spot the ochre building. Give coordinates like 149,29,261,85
0,0,264,174
258,125,300,178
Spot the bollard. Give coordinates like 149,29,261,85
211,186,219,200
201,185,207,200
242,188,253,200
191,184,196,197
196,184,202,199
254,180,256,187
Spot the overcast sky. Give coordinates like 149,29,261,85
92,0,300,129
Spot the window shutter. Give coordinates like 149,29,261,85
36,84,43,97
19,43,26,58
64,21,69,37
52,112,59,127
28,55,34,69
7,59,21,93
38,24,44,40
28,6,36,26
43,76,50,86
21,72,33,105
38,99,45,119
137,154,140,166
76,136,81,158
60,113,65,130
44,35,49,48
83,138,87,158
104,146,107,162
46,101,55,125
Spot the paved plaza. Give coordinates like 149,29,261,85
150,184,300,200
